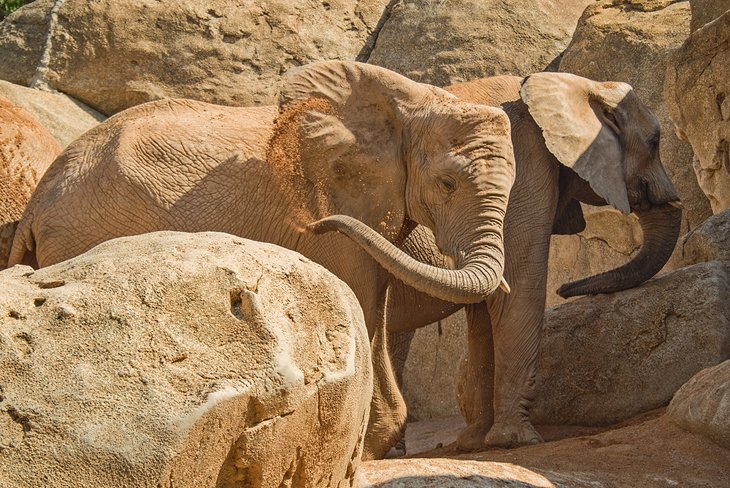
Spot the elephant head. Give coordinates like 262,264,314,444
277,61,516,303
520,72,682,298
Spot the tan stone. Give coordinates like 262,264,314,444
668,360,730,449
399,311,466,420
0,81,105,148
690,0,730,31
534,261,730,426
673,209,730,267
665,10,730,214
0,0,390,115
0,232,372,487
367,0,593,86
360,459,554,487
0,96,60,269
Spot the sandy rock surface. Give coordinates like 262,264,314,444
0,80,104,148
387,411,730,488
368,0,592,86
668,360,730,450
0,231,372,487
0,0,390,115
0,96,60,269
673,208,730,267
665,9,730,214
689,0,730,31
534,261,730,426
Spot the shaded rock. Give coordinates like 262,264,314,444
690,0,730,31
0,97,60,269
665,10,730,214
674,208,730,266
0,232,372,487
360,458,554,487
668,360,730,449
533,261,730,426
555,0,712,302
367,0,593,86
0,0,390,115
398,311,466,420
0,81,104,148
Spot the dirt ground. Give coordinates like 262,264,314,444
367,409,730,487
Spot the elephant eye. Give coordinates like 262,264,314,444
439,175,457,193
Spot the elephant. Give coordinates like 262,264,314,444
8,61,516,459
0,96,61,270
385,72,682,451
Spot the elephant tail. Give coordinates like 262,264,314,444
7,215,37,269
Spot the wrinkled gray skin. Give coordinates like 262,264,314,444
9,61,516,459
387,73,682,450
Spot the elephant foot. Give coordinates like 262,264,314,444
385,436,407,458
484,420,543,448
456,422,492,451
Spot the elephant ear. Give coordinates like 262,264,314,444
520,72,633,214
276,61,452,238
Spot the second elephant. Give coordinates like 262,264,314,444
387,72,682,450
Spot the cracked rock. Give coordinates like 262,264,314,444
0,231,372,487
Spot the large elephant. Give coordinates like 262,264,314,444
8,61,516,459
386,72,682,450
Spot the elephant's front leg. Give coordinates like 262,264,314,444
455,301,495,451
483,272,546,447
363,283,408,460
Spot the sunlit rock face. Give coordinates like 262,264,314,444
0,232,372,488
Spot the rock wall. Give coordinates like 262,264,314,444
0,232,372,487
0,0,390,115
665,8,730,214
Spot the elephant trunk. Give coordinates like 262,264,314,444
308,215,505,304
557,203,681,298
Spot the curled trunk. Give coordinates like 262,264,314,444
557,204,681,298
308,215,504,304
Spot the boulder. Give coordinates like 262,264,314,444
668,361,730,449
359,459,554,487
533,261,730,426
555,1,712,293
0,232,372,487
0,81,105,148
689,0,730,31
367,0,593,86
397,311,466,420
665,10,730,214
0,0,390,115
0,97,60,269
674,209,730,267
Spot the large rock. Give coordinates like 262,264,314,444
367,0,593,86
0,0,390,115
0,232,372,487
0,81,105,148
398,311,466,420
533,261,730,426
552,0,713,306
0,97,60,269
673,209,730,267
668,361,730,449
689,0,730,31
360,459,554,487
665,10,730,214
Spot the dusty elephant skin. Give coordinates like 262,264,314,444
8,60,516,459
387,73,683,451
0,232,372,487
0,96,60,270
